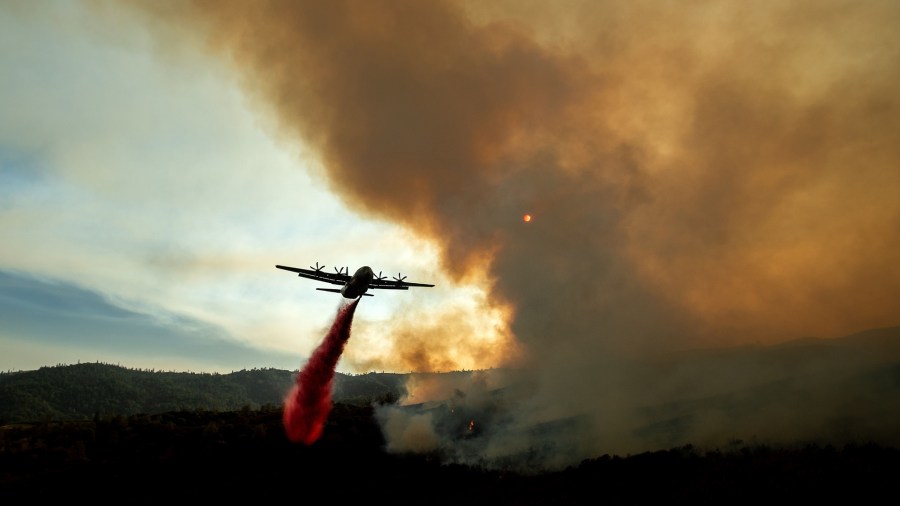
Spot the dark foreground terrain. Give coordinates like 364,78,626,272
4,328,900,505
2,404,898,505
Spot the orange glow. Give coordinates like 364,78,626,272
523,214,532,222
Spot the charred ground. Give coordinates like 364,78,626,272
1,404,897,504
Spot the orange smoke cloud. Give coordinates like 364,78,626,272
344,291,521,373
121,0,900,360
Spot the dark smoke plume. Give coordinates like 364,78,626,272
120,0,900,354
283,298,359,445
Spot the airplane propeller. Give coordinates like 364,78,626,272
310,262,325,272
393,273,407,283
376,271,387,281
334,266,348,275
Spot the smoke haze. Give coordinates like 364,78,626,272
111,0,900,468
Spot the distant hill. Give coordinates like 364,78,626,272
3,326,899,450
0,363,408,424
597,326,900,452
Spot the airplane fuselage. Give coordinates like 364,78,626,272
340,266,375,299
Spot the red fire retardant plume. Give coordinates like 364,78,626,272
283,298,360,444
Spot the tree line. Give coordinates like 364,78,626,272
0,362,407,424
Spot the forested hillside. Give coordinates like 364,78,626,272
0,363,407,423
2,352,900,504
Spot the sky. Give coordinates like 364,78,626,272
3,0,900,467
0,0,510,374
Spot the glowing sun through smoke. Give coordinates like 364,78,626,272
523,214,532,223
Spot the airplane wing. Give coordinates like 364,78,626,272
369,274,435,291
275,264,350,286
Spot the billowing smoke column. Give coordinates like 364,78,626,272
122,0,900,360
283,298,360,445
